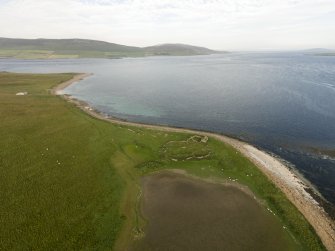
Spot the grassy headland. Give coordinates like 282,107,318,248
0,72,325,250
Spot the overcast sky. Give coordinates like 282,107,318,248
0,0,334,50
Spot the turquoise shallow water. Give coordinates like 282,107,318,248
1,52,335,208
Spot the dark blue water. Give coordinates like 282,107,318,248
1,53,335,208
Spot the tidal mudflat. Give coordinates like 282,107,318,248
131,171,298,251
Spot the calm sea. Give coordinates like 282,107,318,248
1,52,335,206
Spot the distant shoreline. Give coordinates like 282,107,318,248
0,52,226,60
55,73,335,250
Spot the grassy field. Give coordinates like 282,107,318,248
0,72,325,250
0,49,147,59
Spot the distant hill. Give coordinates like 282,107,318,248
300,48,335,57
302,48,334,53
316,53,335,56
0,37,223,59
144,43,222,56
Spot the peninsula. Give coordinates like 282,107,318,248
1,72,334,250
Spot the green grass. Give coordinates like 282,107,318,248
0,49,158,59
0,49,79,59
0,72,325,250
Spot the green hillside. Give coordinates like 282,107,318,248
0,37,223,59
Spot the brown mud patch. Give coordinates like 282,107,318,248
130,171,298,251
